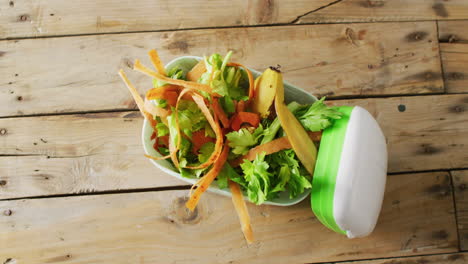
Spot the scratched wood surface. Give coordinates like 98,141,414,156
0,22,443,117
0,95,466,199
0,172,458,264
1,1,467,263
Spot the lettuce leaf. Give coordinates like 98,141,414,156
154,99,167,108
155,122,169,137
167,113,179,151
216,163,242,189
199,51,248,104
240,152,271,205
268,149,312,198
153,66,185,87
178,136,193,168
226,125,264,155
198,142,215,163
294,97,343,132
176,100,207,137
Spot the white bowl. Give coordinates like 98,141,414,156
142,56,317,206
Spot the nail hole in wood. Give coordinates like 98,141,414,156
398,104,406,112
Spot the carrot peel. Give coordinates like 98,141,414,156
231,112,260,131
212,97,230,128
148,49,167,76
230,131,322,167
186,144,230,211
134,60,218,95
229,180,254,244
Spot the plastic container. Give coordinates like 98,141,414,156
311,106,387,238
142,56,388,237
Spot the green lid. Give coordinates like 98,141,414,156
311,106,353,235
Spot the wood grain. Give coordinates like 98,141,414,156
438,21,468,93
0,112,186,199
438,21,468,43
297,0,468,24
451,170,468,251
0,0,334,39
440,43,468,93
1,1,467,39
332,94,468,173
0,22,443,117
340,252,468,264
0,155,187,200
1,94,466,199
0,172,457,264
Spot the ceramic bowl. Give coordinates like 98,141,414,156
142,56,317,206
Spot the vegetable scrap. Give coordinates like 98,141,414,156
119,50,343,244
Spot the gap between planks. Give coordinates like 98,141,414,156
0,19,456,42
0,185,191,202
448,171,462,252
309,251,467,264
435,19,448,94
0,92,453,120
1,168,466,202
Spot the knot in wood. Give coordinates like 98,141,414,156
448,35,458,43
18,14,30,22
3,209,12,216
170,196,202,225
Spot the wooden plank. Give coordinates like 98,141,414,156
1,1,468,39
332,94,468,173
438,21,468,43
438,21,468,93
440,43,468,93
0,112,187,199
451,170,468,251
296,0,468,24
0,0,334,39
340,252,468,264
0,155,187,200
0,171,458,264
0,22,443,117
1,94,466,199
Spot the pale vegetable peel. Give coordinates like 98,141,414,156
252,74,276,118
262,68,318,176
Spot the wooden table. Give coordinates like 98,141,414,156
1,1,468,263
